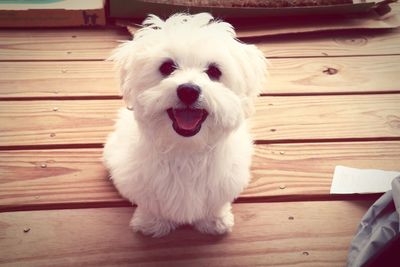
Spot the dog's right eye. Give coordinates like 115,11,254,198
159,60,177,76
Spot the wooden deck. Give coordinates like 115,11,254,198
1,10,400,267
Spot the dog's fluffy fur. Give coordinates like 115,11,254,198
103,13,267,237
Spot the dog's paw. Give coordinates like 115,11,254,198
130,209,176,238
194,205,234,235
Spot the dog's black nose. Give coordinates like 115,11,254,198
177,83,201,106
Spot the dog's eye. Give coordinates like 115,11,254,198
159,60,177,76
206,64,222,81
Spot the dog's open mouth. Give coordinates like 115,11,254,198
167,108,208,137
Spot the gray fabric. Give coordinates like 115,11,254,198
347,176,400,267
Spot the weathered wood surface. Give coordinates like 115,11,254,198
1,95,399,147
0,100,122,148
248,141,400,198
0,61,118,98
0,201,372,267
1,27,400,61
252,94,400,141
256,28,400,58
0,28,128,61
0,149,122,211
2,55,400,99
266,55,400,95
0,142,398,211
1,19,400,267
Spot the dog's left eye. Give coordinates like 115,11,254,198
206,64,222,81
159,60,177,76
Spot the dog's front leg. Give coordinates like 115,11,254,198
194,203,234,235
130,207,177,238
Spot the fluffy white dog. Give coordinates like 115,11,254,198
103,13,267,237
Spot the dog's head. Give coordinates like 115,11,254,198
111,13,267,150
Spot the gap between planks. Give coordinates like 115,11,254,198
2,91,400,102
2,53,400,63
0,195,381,213
2,137,400,151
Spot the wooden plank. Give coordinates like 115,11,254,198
0,61,118,98
0,142,398,210
267,55,400,95
248,141,400,199
1,95,399,147
1,27,400,60
0,201,372,266
0,149,122,211
0,100,122,148
0,28,129,61
256,28,400,58
2,55,400,99
252,94,400,141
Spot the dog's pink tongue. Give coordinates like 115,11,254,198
173,109,204,130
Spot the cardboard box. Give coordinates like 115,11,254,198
0,0,106,27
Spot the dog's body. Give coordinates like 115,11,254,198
103,13,267,237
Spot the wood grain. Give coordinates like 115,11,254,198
0,28,129,61
267,55,400,95
0,61,118,98
1,94,399,147
0,142,398,210
1,27,400,60
0,149,122,211
2,55,400,99
252,94,400,141
1,21,399,267
0,201,372,267
255,28,400,58
0,100,122,147
248,141,400,198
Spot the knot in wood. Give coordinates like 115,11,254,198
323,67,338,75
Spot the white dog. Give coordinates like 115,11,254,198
103,13,267,237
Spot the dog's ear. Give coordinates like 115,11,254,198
108,14,167,108
236,43,268,118
108,40,138,107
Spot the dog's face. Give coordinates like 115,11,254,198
111,13,267,151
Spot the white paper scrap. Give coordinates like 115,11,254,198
330,166,400,194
